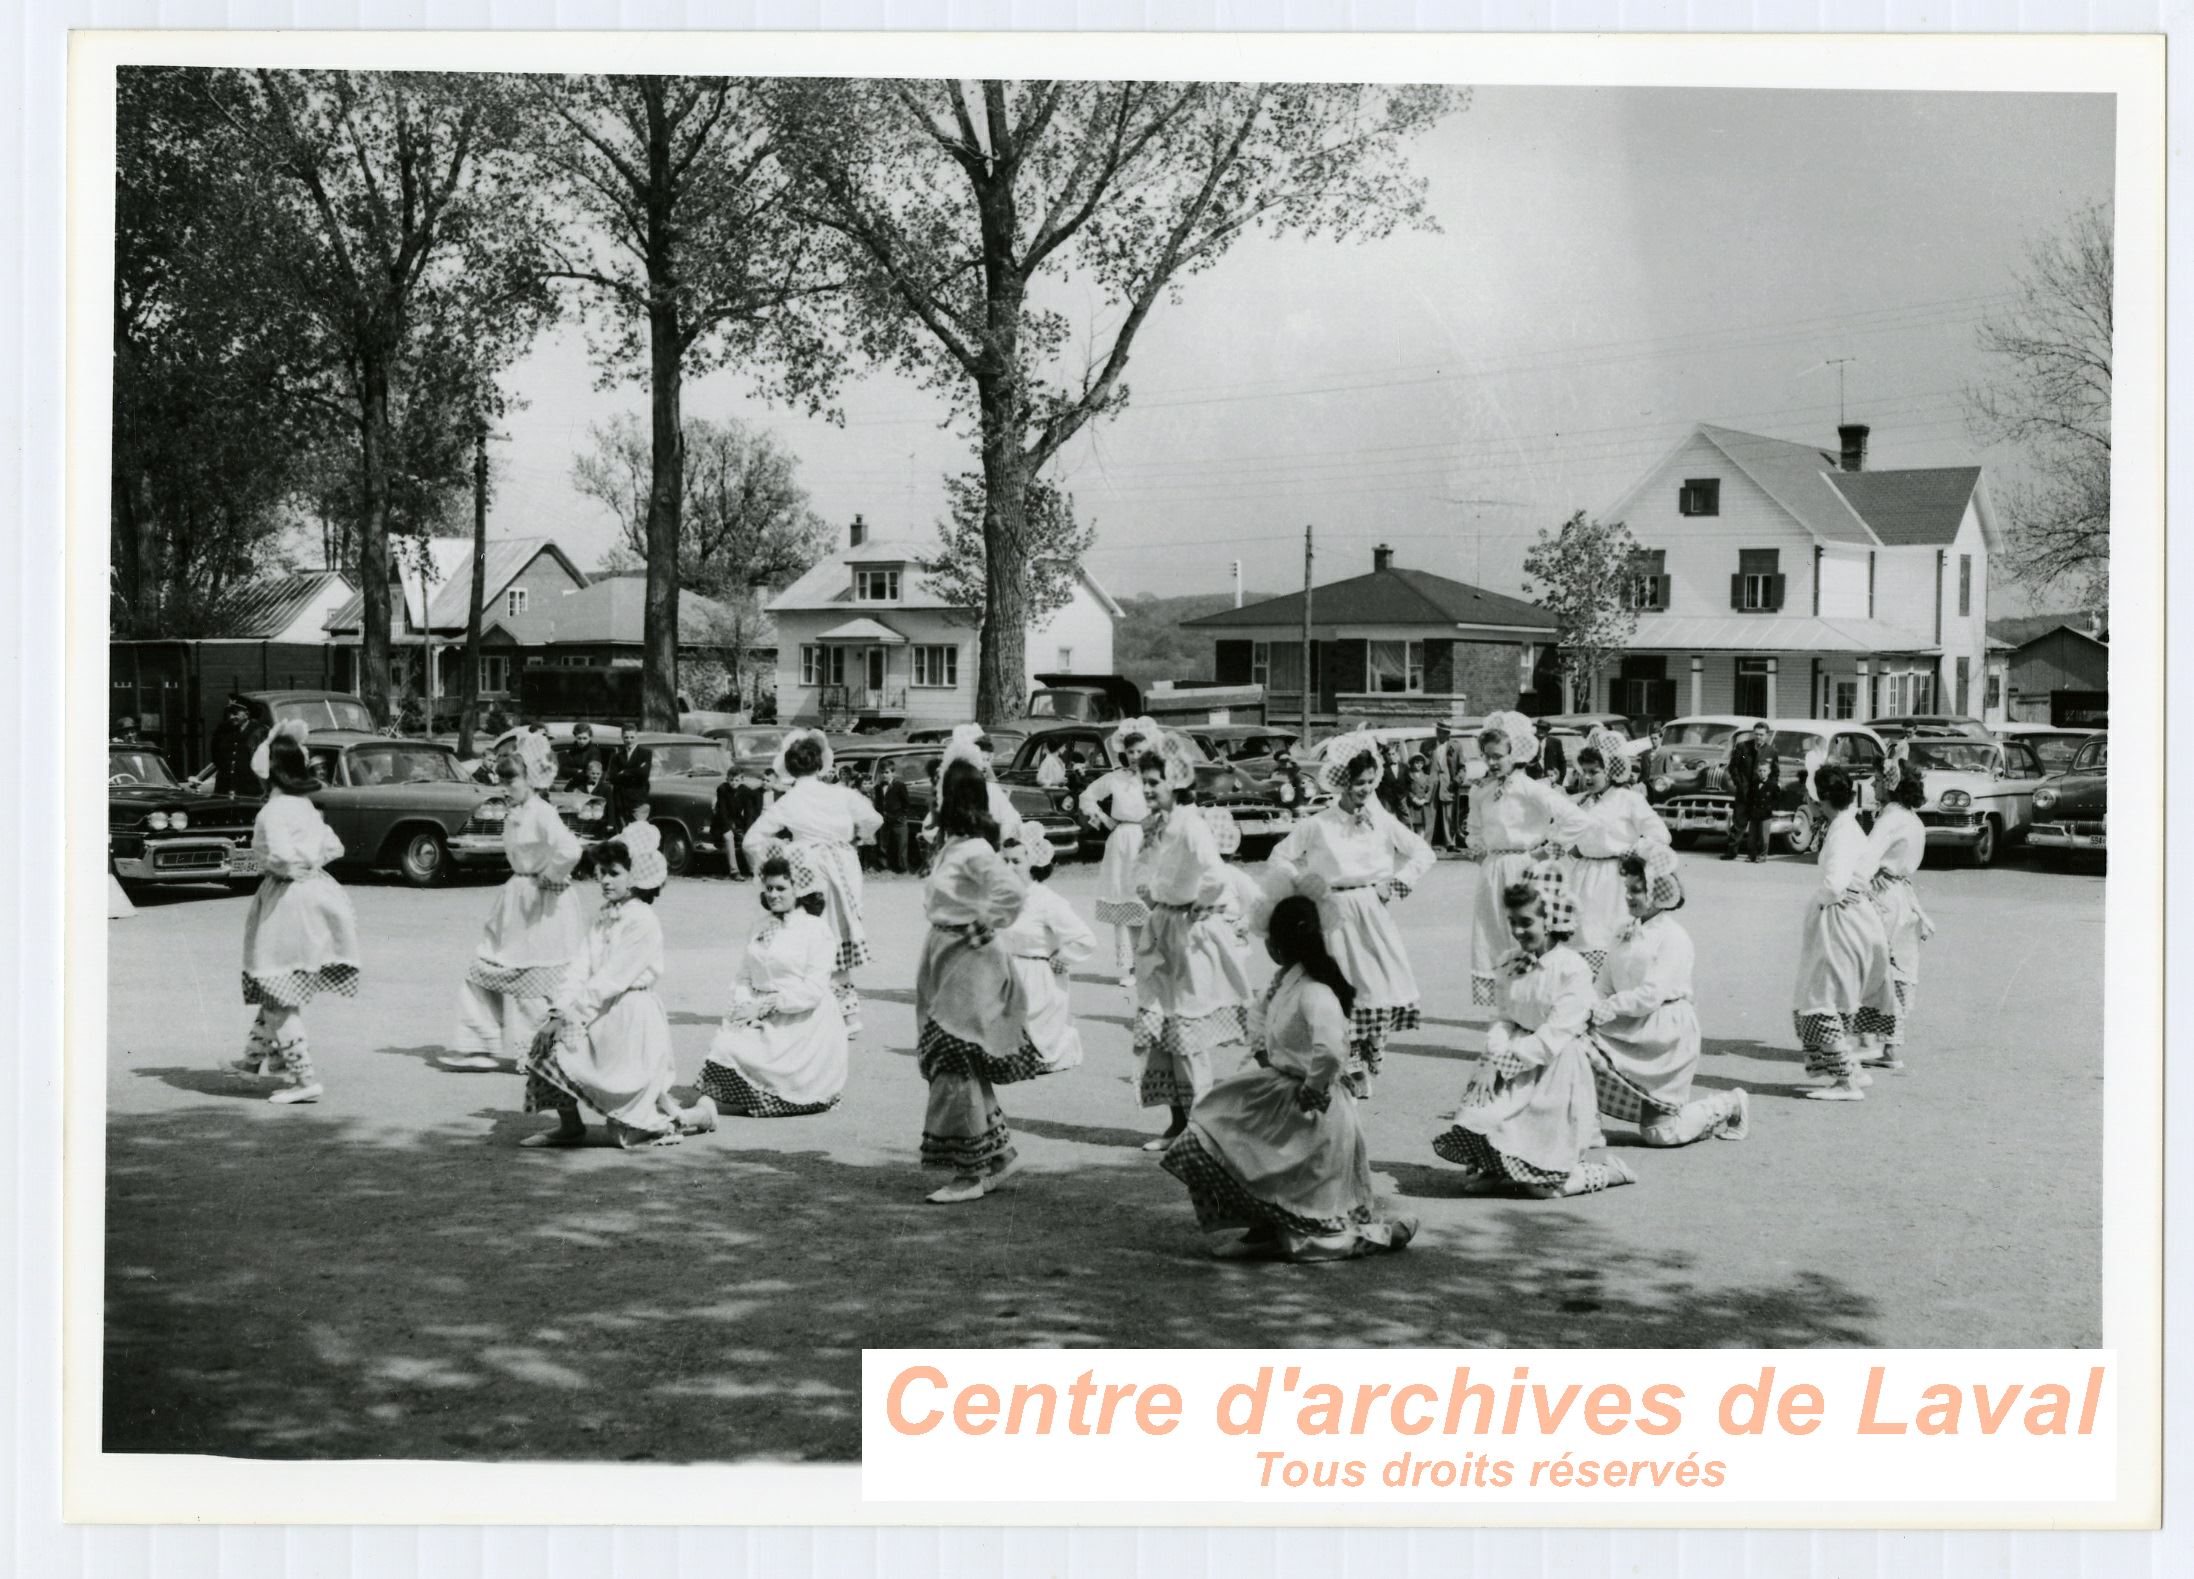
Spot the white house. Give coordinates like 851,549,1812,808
1598,423,2000,726
767,515,1122,729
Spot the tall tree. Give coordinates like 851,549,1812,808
1520,512,1642,710
1964,202,2114,614
924,472,1095,634
190,68,553,722
526,75,840,728
574,412,830,601
776,78,1463,722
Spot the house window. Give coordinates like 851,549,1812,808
505,587,528,618
800,645,847,687
1056,645,1073,670
1678,478,1721,516
1732,549,1783,612
1985,671,2003,711
1833,679,1857,720
1958,554,1973,616
854,569,901,602
1368,640,1423,695
1955,657,1971,716
480,655,510,696
1267,643,1305,693
1250,642,1270,686
1623,549,1669,611
912,645,959,688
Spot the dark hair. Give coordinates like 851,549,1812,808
586,838,633,878
266,733,323,796
784,734,825,777
1266,895,1356,1017
1815,763,1856,811
1136,750,1198,805
1576,746,1606,773
495,755,525,784
1502,880,1572,943
1617,851,1682,911
760,854,826,914
936,758,1002,848
1888,768,1928,810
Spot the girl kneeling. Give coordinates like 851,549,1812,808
1433,871,1635,1198
1585,847,1748,1145
1162,896,1418,1262
694,853,849,1120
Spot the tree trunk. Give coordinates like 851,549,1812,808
132,471,160,634
974,385,1032,727
639,83,683,732
358,350,394,726
459,423,488,758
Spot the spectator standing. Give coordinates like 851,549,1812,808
1724,722,1779,864
714,760,770,881
209,694,268,798
876,758,913,874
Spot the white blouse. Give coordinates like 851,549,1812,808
1133,807,1229,909
1866,803,1927,881
1251,966,1350,1088
1487,946,1596,1072
1815,808,1874,900
1078,768,1149,826
745,777,883,862
1592,913,1695,1018
503,795,582,882
924,836,1030,933
1570,785,1671,860
733,908,838,1016
1468,770,1586,855
1268,802,1436,891
253,791,344,878
996,880,1096,965
562,899,663,1024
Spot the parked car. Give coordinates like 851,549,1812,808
1184,726,1302,789
1649,716,1887,853
1867,714,1991,740
186,689,387,791
700,724,795,778
584,733,732,875
107,742,263,897
1992,722,2101,775
1899,736,2049,867
1019,673,1143,727
2026,733,2108,864
297,732,506,887
903,735,1085,859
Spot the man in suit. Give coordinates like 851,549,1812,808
1723,721,1779,863
875,757,913,874
713,761,770,881
1527,718,1568,784
207,694,267,798
564,722,619,790
1427,725,1457,848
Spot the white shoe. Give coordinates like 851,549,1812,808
269,1083,323,1105
1802,1080,1865,1102
984,1155,1024,1193
926,1175,987,1204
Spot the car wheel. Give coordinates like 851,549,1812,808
1784,805,1816,856
658,820,693,876
1669,829,1699,851
395,827,449,888
1968,817,1998,869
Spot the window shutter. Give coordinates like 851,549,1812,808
1730,573,1744,610
1768,574,1786,611
1653,574,1671,610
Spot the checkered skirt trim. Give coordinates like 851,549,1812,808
239,964,360,1008
1584,1043,1683,1124
1431,1124,1567,1185
465,960,570,998
913,1018,1068,1089
1095,898,1149,927
1794,1008,1895,1078
695,1063,842,1118
834,938,872,972
1160,1128,1372,1238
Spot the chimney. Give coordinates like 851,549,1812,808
1837,424,1870,473
849,513,868,549
1373,543,1395,572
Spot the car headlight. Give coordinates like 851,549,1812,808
2033,787,2057,811
581,796,607,823
146,812,169,831
475,797,509,822
1650,776,1673,795
169,810,188,830
1940,789,1971,809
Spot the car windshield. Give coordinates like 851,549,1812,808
2074,738,2108,773
1663,722,1737,749
726,729,788,764
1026,692,1098,721
1905,743,2001,774
1771,731,1828,759
652,743,730,776
347,745,464,785
2025,734,2091,771
272,697,377,733
109,749,178,787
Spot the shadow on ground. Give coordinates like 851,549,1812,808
104,1099,1879,1465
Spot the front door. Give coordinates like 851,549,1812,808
865,647,886,698
1734,658,1770,719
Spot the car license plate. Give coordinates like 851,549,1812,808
227,848,263,878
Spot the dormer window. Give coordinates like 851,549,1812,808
1678,478,1721,516
854,569,900,602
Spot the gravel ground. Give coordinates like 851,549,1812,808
101,844,2103,1463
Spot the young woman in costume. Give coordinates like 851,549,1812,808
1559,728,1672,978
692,852,850,1120
743,728,884,1039
1464,711,1588,1010
1791,765,1901,1101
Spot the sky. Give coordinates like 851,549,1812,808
481,85,2115,617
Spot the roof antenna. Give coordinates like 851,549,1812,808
1825,357,1855,424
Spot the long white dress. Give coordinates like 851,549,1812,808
1561,786,1671,970
525,897,678,1141
698,907,848,1116
241,791,362,1007
995,880,1094,1077
1587,914,1702,1114
1434,945,1605,1186
1865,803,1931,1051
1466,769,1587,1007
1132,805,1253,1109
1263,802,1436,1096
1792,807,1900,1077
743,777,884,971
915,836,1034,1177
1080,768,1151,927
455,794,583,1058
1162,967,1407,1257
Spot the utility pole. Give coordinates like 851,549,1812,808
1299,525,1314,744
459,418,489,759
1233,559,1243,609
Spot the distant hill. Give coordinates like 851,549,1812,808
1113,589,1285,690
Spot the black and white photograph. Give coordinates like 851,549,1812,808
75,32,2149,1490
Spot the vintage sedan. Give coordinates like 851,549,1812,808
300,732,506,887
1642,715,1754,844
1183,725,1302,789
1993,722,2100,776
1899,736,2049,868
2026,733,2108,864
108,743,263,896
1650,716,1887,853
997,724,1293,859
621,734,735,874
